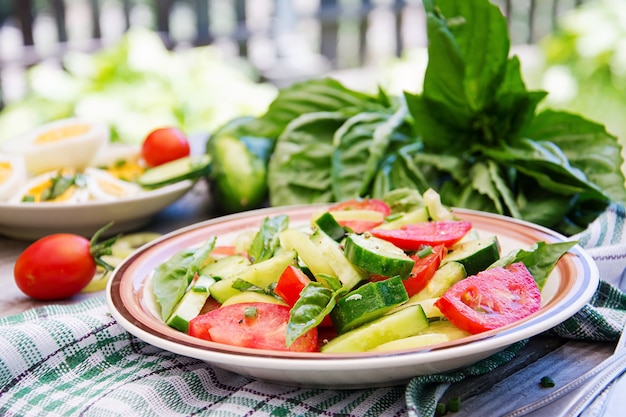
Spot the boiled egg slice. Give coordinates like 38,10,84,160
0,154,27,201
10,169,90,203
85,168,142,201
92,143,146,183
1,118,109,175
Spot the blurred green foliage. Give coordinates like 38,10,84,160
0,28,276,144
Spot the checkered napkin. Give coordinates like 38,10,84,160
1,205,625,417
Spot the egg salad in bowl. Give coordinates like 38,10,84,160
0,120,212,240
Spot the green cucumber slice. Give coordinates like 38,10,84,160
370,320,470,351
330,275,409,334
443,236,500,276
313,211,345,241
344,233,415,279
138,154,212,188
377,208,429,229
321,304,428,353
209,249,296,303
409,261,467,302
310,229,367,291
166,274,216,332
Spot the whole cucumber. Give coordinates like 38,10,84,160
206,118,274,213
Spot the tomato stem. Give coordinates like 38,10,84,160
89,222,119,272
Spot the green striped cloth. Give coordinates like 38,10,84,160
1,204,625,417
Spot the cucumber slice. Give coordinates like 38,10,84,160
221,291,287,307
370,320,470,351
279,229,335,277
330,276,409,334
112,232,162,258
209,249,296,303
423,188,454,220
166,274,216,333
409,261,467,302
376,208,429,230
138,154,211,189
310,229,367,291
321,304,429,353
313,211,345,241
443,236,500,276
344,233,415,279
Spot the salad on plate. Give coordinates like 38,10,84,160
150,188,576,354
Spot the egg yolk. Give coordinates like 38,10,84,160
0,162,12,185
103,156,145,182
35,124,91,144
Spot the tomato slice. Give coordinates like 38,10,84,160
275,265,334,327
329,198,391,233
275,265,311,307
188,302,319,352
403,244,448,297
434,262,541,334
370,220,472,250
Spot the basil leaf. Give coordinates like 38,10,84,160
523,110,626,205
268,112,347,205
248,215,289,263
286,282,337,346
490,240,578,290
153,236,216,321
249,78,387,139
332,106,409,200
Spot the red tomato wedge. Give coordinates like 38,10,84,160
403,244,448,297
188,302,318,352
434,262,541,334
370,220,472,250
275,265,334,327
275,265,311,307
329,198,391,233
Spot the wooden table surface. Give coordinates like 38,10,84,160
0,179,617,416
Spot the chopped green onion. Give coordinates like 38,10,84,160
416,245,434,258
447,396,461,412
384,213,403,222
244,306,258,319
435,402,447,416
540,376,555,387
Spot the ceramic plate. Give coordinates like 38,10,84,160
0,180,194,240
106,205,599,389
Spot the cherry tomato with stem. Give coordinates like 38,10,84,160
141,127,191,167
13,223,117,300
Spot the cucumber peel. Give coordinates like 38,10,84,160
138,154,212,189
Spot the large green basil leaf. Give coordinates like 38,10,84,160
522,110,626,205
332,106,409,200
268,112,347,205
247,78,387,139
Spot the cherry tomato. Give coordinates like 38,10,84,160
329,198,391,233
14,234,97,300
370,220,472,250
188,302,319,352
434,262,541,334
141,127,191,167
